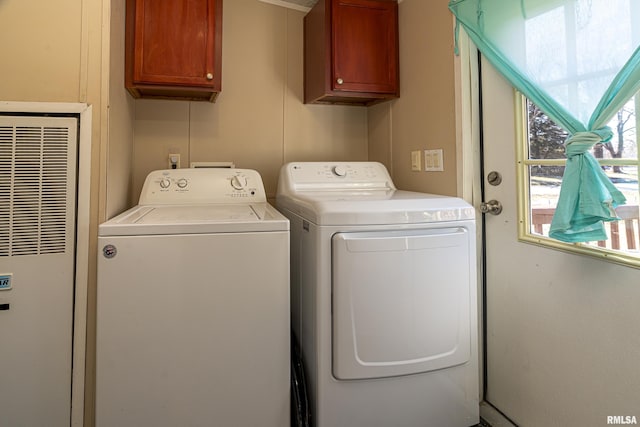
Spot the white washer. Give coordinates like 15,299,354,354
96,168,290,427
276,162,479,427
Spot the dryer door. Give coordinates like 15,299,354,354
332,227,473,380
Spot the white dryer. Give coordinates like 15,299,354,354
96,168,290,427
276,162,479,427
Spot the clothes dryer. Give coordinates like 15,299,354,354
96,168,290,427
276,162,479,427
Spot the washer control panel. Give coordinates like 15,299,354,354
279,162,395,191
139,168,267,205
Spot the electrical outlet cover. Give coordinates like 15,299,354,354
411,150,421,171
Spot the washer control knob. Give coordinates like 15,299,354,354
159,178,171,189
332,165,347,177
230,175,248,190
176,178,188,188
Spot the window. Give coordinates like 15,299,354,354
517,94,640,266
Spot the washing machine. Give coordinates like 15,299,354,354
276,162,479,427
96,168,290,427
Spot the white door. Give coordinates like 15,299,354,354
0,116,77,426
481,57,640,426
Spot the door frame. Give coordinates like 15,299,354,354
0,101,92,427
453,31,519,427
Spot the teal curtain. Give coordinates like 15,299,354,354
449,0,640,243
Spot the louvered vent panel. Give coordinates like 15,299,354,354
0,126,12,256
40,127,69,254
0,122,71,257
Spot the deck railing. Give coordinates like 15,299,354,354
531,205,640,251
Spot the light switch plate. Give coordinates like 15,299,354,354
411,150,421,171
424,149,444,172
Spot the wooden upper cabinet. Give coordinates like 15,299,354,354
125,0,223,102
304,0,399,105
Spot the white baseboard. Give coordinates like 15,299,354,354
481,401,518,427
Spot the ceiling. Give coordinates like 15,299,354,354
257,0,402,13
257,0,318,13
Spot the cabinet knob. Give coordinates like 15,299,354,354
336,78,344,85
206,73,214,80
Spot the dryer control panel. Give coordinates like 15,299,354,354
278,162,395,192
139,168,267,205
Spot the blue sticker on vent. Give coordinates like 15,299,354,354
0,274,12,290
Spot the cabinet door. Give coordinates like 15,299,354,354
131,0,221,89
331,0,398,94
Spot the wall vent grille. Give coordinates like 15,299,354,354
0,120,74,257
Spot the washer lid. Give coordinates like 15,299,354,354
99,203,289,236
276,190,476,225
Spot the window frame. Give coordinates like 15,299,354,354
515,93,640,268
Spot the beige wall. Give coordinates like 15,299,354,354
131,0,461,203
1,0,460,425
0,1,120,426
369,0,459,197
0,1,82,102
107,0,135,219
131,0,369,204
78,0,136,425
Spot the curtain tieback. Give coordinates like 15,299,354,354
564,127,613,158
